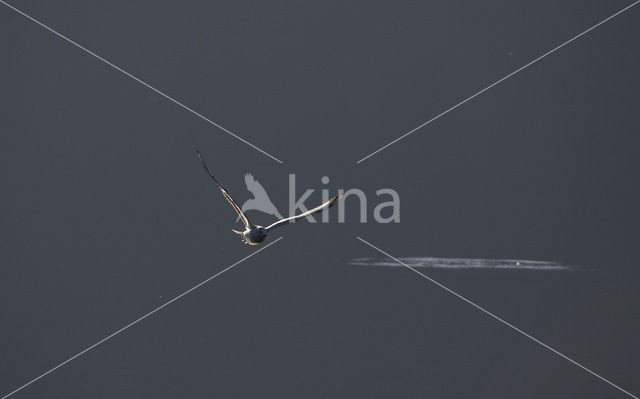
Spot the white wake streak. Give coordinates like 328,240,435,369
350,257,575,271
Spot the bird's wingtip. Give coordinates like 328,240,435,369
328,193,342,207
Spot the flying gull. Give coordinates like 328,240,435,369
196,151,341,245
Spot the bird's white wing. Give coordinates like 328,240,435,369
266,194,341,231
196,151,251,229
244,173,270,200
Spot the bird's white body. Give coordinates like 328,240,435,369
233,226,268,245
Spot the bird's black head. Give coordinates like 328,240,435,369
254,226,268,242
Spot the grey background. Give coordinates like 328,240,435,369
1,1,638,398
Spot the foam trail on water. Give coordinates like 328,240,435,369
350,257,575,271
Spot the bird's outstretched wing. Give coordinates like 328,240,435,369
266,194,341,231
244,173,270,200
196,151,251,229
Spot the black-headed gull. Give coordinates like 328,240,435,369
196,151,340,245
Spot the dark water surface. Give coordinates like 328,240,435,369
1,1,639,398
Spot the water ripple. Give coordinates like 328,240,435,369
350,257,576,271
